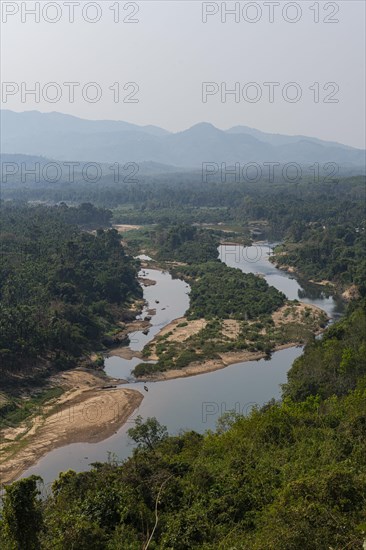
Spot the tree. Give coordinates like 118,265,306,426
127,416,168,451
1,476,43,550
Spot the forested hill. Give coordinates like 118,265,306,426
0,203,142,387
1,300,365,549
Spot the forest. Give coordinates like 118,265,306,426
3,173,364,288
272,222,366,291
1,300,365,549
153,225,220,263
0,202,141,388
176,262,285,320
1,180,365,548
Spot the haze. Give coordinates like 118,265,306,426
1,0,365,148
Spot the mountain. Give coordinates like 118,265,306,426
226,125,356,149
1,110,365,170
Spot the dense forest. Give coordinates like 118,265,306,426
3,172,365,288
175,262,285,320
1,300,365,549
115,177,366,289
0,203,141,387
153,225,220,264
284,301,366,401
123,223,247,263
272,222,366,291
3,172,364,228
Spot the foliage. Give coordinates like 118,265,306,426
0,475,43,550
1,303,366,548
283,299,366,401
127,415,168,451
133,306,326,378
153,224,220,263
0,203,142,387
177,261,286,320
272,221,366,292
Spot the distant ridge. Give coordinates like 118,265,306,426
1,110,365,169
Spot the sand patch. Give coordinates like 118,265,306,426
222,320,241,340
0,369,143,485
114,224,142,232
141,343,297,382
272,302,325,328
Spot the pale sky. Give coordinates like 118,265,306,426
1,0,365,148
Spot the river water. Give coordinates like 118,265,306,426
20,244,343,487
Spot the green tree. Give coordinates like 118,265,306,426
1,476,43,550
127,416,168,451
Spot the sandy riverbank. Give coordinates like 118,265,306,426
0,369,143,485
140,343,300,382
114,224,142,232
137,302,328,382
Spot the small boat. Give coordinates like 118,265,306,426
144,385,149,392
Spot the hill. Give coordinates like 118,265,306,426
2,110,365,169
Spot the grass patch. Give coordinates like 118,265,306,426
0,387,64,430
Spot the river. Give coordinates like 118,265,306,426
20,243,343,489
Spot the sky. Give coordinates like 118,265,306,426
1,0,365,148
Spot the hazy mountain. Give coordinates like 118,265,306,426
226,125,356,150
1,110,365,170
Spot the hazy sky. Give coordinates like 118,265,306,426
1,1,365,147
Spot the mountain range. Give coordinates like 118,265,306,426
1,110,365,170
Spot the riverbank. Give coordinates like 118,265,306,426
269,248,361,301
0,369,143,485
134,302,328,380
0,280,157,485
140,342,300,382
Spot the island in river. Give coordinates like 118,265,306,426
133,300,327,381
132,261,328,379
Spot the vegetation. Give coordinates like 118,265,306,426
272,222,366,291
0,203,142,390
283,300,366,401
1,476,43,550
0,387,64,430
132,262,330,378
1,301,365,549
3,172,364,223
122,223,224,263
133,304,327,378
176,262,286,320
153,224,220,263
1,173,365,547
4,173,364,288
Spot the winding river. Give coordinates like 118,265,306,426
20,244,343,488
